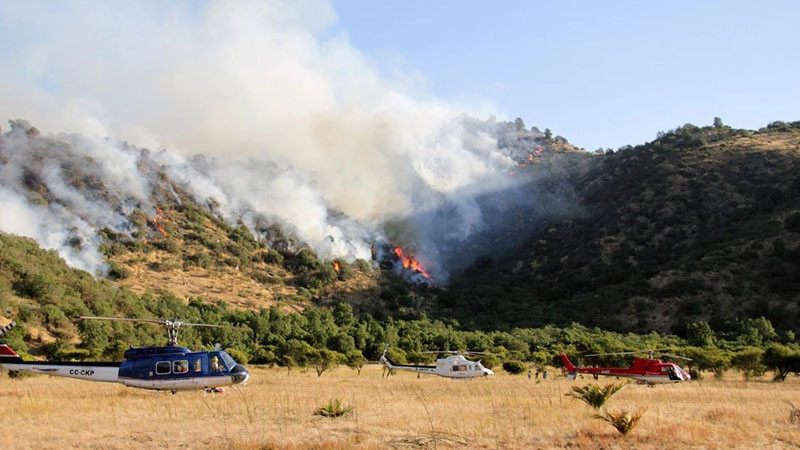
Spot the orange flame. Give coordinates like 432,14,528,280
511,148,544,174
151,208,168,238
393,247,432,279
333,261,340,272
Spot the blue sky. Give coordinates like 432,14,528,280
332,0,800,150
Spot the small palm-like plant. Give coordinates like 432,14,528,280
565,382,627,411
313,399,352,418
594,409,646,437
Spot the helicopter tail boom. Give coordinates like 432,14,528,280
0,343,22,364
0,324,120,383
380,353,436,373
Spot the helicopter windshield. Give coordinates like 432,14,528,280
220,352,237,370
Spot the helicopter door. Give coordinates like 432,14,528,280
667,366,680,381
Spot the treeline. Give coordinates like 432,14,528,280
2,233,799,380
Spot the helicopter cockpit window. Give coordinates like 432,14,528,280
173,360,189,374
220,352,236,370
155,361,171,375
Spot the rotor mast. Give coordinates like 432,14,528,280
165,319,182,346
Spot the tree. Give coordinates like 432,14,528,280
514,117,526,131
282,355,296,374
543,128,552,141
713,117,724,128
309,348,342,377
763,343,800,381
730,347,765,380
344,350,366,375
685,321,714,347
282,339,313,374
683,347,730,379
332,302,356,329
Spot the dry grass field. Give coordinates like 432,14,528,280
1,365,799,449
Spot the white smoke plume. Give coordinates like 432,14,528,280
0,1,563,281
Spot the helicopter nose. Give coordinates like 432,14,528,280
484,368,494,376
231,364,249,384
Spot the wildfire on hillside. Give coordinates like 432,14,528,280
150,208,169,238
393,246,433,281
508,148,544,176
333,261,340,272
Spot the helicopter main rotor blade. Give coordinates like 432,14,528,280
656,353,692,361
584,351,646,357
79,316,237,329
79,316,167,324
176,322,228,328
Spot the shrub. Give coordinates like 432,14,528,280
107,261,130,280
502,360,526,374
354,259,372,272
153,238,180,254
313,399,352,418
594,409,646,437
262,249,284,265
566,382,627,410
185,251,213,269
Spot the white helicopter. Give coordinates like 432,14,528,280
380,346,494,379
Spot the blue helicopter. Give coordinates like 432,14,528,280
0,316,249,394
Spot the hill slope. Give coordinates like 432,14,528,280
442,122,800,335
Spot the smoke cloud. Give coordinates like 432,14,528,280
0,1,564,281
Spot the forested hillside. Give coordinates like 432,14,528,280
4,231,800,380
443,121,800,337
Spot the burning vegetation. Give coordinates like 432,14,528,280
150,207,169,238
508,148,544,176
392,246,433,282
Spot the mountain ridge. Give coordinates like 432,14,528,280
441,121,800,336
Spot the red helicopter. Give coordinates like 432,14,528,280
561,350,692,385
